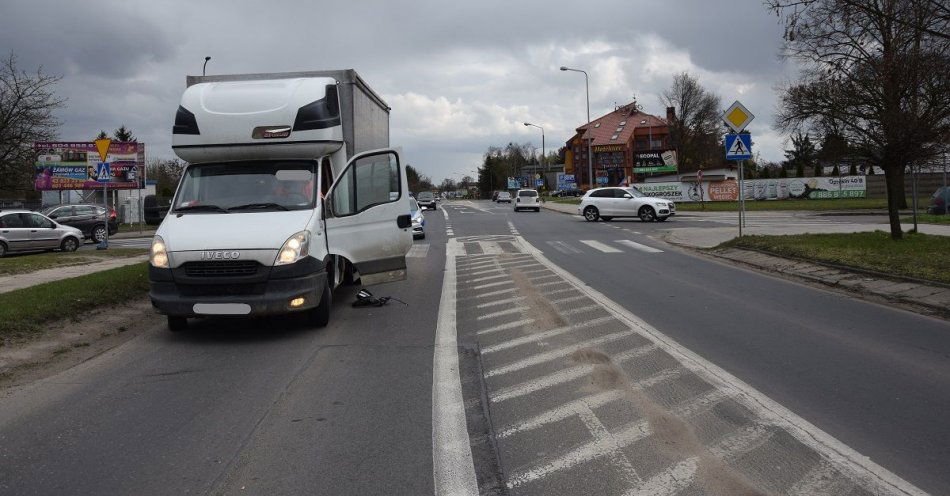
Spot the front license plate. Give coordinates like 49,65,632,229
193,303,252,315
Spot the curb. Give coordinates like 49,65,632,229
687,245,950,320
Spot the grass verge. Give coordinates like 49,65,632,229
117,223,158,233
901,213,950,225
0,248,147,276
676,197,895,211
721,231,950,284
0,262,149,342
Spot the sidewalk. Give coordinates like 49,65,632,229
663,222,950,248
710,247,950,319
541,202,579,215
0,256,147,295
113,229,157,239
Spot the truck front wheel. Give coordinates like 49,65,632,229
308,281,332,328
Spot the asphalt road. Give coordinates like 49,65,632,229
0,219,449,495
450,200,950,495
1,200,948,495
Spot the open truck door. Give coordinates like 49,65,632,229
324,149,412,286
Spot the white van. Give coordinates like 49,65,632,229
149,71,412,331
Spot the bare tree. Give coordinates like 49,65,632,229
146,158,186,197
660,72,722,172
0,52,65,195
768,0,950,239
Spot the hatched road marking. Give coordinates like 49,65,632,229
440,231,926,496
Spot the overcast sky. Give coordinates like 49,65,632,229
2,0,794,182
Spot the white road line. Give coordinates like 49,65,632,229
464,268,504,276
541,287,579,297
550,294,588,305
473,288,519,299
430,238,479,496
579,240,622,253
505,389,728,489
476,296,527,309
788,461,854,495
513,234,926,496
625,423,774,496
476,318,535,336
527,273,560,283
441,208,449,221
466,273,508,284
476,306,528,321
481,316,616,354
534,280,569,288
546,240,583,254
497,367,683,439
406,243,430,258
577,407,644,487
485,330,636,378
559,304,602,316
470,280,513,291
614,239,663,253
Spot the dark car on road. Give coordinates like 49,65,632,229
417,191,438,210
40,204,118,243
927,186,949,215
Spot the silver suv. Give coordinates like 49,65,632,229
0,209,84,257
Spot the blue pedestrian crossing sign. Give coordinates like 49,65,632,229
724,134,752,160
95,162,111,182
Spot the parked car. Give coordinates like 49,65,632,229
496,191,512,203
410,198,425,239
40,204,118,243
144,195,172,225
491,191,500,202
0,209,83,257
552,189,581,198
927,186,949,215
417,191,438,210
578,187,675,222
514,189,541,212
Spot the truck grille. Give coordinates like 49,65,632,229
178,283,266,297
182,261,260,277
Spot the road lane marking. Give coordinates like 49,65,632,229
431,238,479,496
614,239,663,253
473,288,519,299
470,280,513,291
407,243,430,258
545,240,583,254
559,304,602,316
788,461,854,495
550,294,588,305
512,234,926,496
497,367,683,439
485,330,636,378
476,306,528,321
463,268,504,276
476,318,535,336
579,240,622,253
466,274,508,284
476,296,527,309
505,389,729,489
481,316,617,354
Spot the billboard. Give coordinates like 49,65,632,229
633,176,866,202
34,141,145,190
633,150,677,174
556,173,577,190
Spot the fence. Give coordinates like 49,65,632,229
866,173,947,200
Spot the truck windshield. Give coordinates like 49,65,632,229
174,161,317,213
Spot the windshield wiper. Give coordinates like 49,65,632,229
174,204,229,214
227,202,290,212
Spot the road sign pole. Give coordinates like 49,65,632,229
738,159,743,237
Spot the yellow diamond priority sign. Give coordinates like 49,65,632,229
723,100,754,133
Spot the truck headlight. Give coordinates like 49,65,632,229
150,235,169,268
275,231,310,265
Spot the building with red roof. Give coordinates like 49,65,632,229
564,101,676,188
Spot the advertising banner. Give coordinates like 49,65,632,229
633,150,677,174
33,141,145,191
633,176,866,202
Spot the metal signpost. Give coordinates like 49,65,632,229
94,138,111,250
723,101,755,236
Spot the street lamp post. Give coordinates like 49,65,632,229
560,66,593,190
523,122,545,173
203,56,211,76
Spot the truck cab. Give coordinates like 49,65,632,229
149,72,411,331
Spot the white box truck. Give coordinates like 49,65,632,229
149,70,412,331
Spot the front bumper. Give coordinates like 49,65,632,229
149,263,327,317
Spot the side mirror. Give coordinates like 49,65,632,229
623,194,633,199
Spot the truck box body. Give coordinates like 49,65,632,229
180,70,389,161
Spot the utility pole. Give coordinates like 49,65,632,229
560,67,593,190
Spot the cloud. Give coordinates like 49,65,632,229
1,0,793,183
